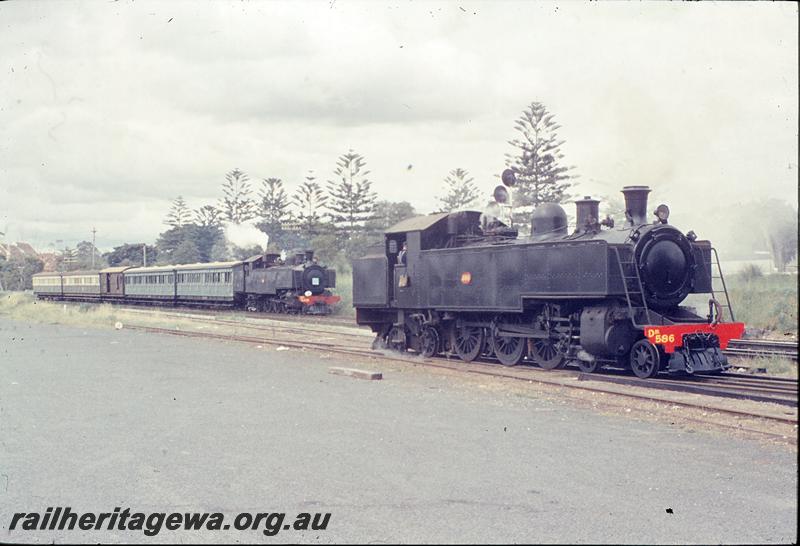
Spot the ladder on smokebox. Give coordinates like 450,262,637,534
613,247,654,328
708,247,736,322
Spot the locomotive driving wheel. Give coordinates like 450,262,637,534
490,318,526,366
577,358,601,373
529,337,566,370
629,339,661,379
450,325,484,362
387,326,407,352
419,326,440,358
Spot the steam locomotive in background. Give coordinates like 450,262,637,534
33,250,340,315
353,174,744,378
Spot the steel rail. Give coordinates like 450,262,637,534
115,310,797,407
726,339,798,361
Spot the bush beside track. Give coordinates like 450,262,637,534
727,273,797,336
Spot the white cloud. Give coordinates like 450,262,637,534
0,0,796,250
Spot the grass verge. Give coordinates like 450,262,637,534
727,274,797,336
730,356,797,378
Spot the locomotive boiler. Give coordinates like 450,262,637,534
352,180,744,378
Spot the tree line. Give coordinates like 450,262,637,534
133,102,582,271
104,148,500,271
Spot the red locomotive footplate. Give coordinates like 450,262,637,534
298,294,341,306
643,322,745,353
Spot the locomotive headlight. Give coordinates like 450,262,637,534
654,204,670,224
304,290,312,297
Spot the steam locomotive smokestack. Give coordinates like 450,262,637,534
621,186,651,227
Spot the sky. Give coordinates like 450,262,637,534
1,0,797,251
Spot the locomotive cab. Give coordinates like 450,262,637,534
353,211,488,312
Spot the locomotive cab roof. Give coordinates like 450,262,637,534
385,212,452,234
385,210,508,251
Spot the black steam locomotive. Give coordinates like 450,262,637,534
242,251,340,314
352,179,744,378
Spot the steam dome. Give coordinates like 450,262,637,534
531,203,568,238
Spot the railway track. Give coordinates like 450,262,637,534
118,304,798,357
56,301,800,428
726,339,798,361
578,371,797,408
117,312,798,423
120,323,798,448
72,300,800,361
87,301,357,327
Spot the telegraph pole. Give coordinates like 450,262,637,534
91,227,97,269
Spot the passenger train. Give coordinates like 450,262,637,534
32,251,340,315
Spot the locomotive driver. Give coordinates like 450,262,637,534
397,242,408,265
